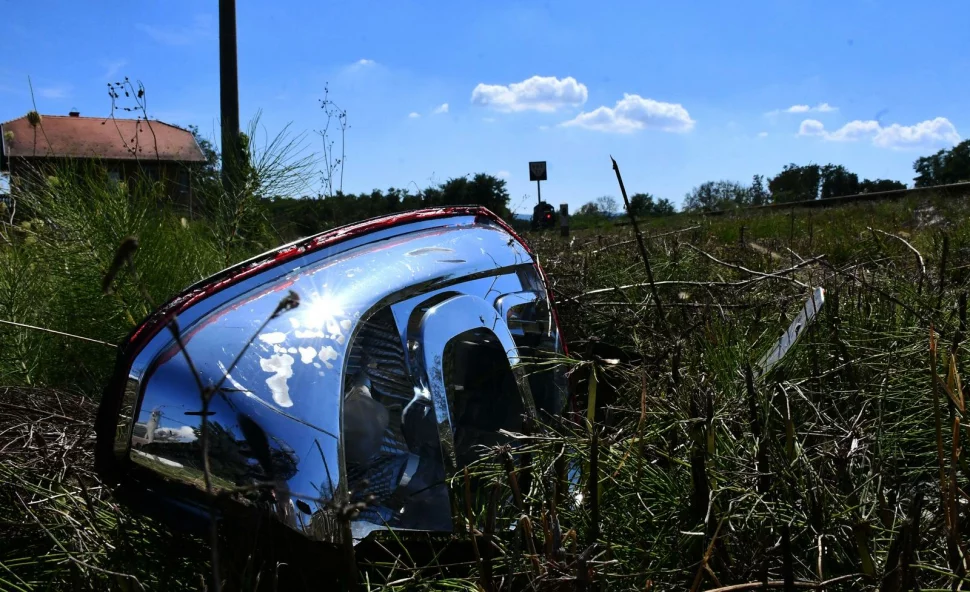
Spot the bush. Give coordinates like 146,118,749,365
0,161,267,389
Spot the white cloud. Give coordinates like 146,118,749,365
353,58,376,67
792,103,836,113
432,103,449,114
471,75,588,113
799,118,883,141
136,14,214,46
408,112,421,119
769,103,838,116
828,120,882,142
799,117,960,149
560,93,694,134
874,118,961,149
155,425,197,442
38,85,71,99
496,170,510,179
798,119,828,137
173,426,197,440
758,131,769,138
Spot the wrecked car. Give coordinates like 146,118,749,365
94,206,569,585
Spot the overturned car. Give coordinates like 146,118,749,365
95,206,570,586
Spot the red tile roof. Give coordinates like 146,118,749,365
0,114,206,163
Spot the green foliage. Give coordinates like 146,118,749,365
187,124,221,196
4,147,970,589
683,179,751,211
652,196,676,216
0,158,275,389
574,196,621,219
576,200,603,217
201,113,314,265
769,163,821,202
594,195,618,216
749,174,769,206
913,139,970,187
819,163,860,199
434,172,512,218
767,163,906,203
628,193,652,217
264,173,512,242
860,178,906,193
511,193,970,589
629,193,676,217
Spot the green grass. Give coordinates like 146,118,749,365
1,169,969,590
0,162,273,389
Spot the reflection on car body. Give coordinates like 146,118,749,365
95,206,568,551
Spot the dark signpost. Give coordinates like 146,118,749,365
529,161,547,204
528,162,556,231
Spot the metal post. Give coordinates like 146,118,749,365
560,203,569,237
536,179,542,205
219,0,240,195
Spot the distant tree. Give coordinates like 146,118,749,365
595,196,619,216
859,178,906,193
384,187,403,211
749,174,769,206
914,152,946,188
653,197,676,216
819,164,860,199
628,193,655,217
422,185,444,207
188,125,221,194
629,193,676,217
263,172,514,240
769,164,821,203
576,201,603,216
437,173,511,218
401,189,423,211
913,139,970,187
683,180,750,212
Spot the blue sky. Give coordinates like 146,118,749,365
2,0,967,212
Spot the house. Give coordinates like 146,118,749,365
0,111,207,209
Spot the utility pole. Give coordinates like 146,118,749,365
219,0,241,194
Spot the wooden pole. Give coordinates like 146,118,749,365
219,0,241,194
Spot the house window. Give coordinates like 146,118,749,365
177,169,190,195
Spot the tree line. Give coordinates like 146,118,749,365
183,126,514,239
682,139,970,212
576,194,677,219
262,174,513,241
185,126,970,231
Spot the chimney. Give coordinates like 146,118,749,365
68,111,80,117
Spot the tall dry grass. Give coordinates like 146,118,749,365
1,177,969,590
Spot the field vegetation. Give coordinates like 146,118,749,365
1,132,970,590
